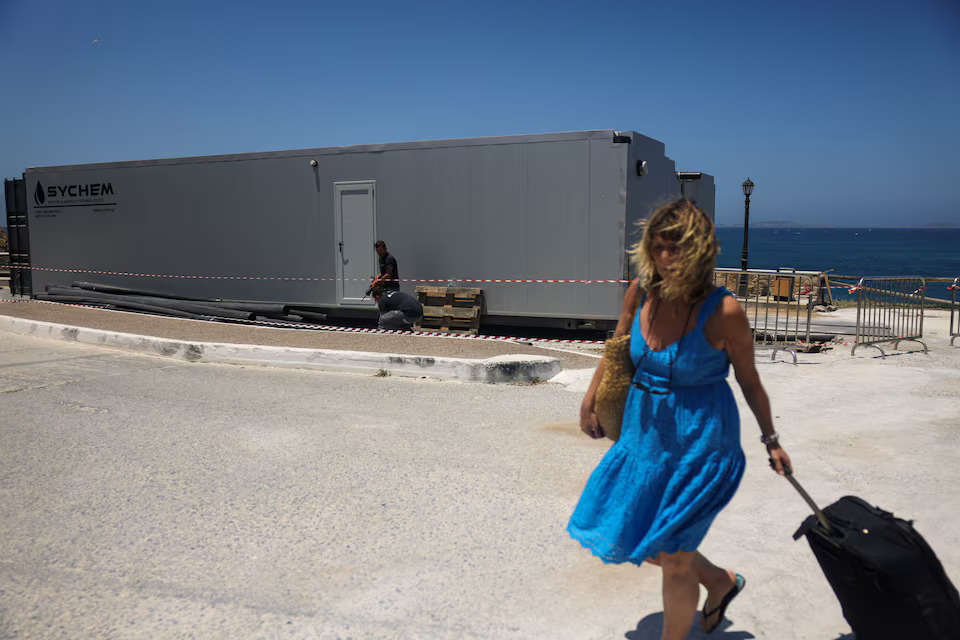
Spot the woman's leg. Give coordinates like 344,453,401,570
694,553,737,631
658,550,699,640
646,552,734,590
647,552,737,631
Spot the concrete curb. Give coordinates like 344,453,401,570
0,316,562,384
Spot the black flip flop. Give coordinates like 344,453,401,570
701,573,746,634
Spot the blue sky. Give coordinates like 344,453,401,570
1,0,958,226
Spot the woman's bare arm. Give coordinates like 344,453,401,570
715,295,793,474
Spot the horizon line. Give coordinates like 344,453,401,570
715,224,960,229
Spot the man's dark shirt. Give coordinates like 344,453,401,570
379,252,400,290
377,290,423,317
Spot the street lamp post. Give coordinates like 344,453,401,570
739,178,754,297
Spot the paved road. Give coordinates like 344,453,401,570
0,332,616,640
2,330,959,639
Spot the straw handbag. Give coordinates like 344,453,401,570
594,291,642,441
593,292,647,442
594,334,634,441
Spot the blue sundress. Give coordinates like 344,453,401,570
568,286,746,564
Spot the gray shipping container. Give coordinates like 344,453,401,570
19,129,713,328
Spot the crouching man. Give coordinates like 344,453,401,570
372,284,423,331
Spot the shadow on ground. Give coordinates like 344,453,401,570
625,613,853,639
625,613,755,639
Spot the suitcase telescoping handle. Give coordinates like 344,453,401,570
781,468,835,535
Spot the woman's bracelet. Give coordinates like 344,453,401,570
760,432,779,446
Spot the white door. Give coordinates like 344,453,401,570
334,182,377,305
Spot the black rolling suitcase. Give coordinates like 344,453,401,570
785,472,960,640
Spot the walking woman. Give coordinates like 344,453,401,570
568,199,792,639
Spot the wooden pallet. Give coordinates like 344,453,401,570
414,286,483,334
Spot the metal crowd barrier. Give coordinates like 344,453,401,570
713,268,824,364
950,277,959,347
918,276,960,346
849,277,927,357
7,259,951,353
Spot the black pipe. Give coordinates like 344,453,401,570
187,301,290,316
34,294,111,308
59,284,328,320
255,314,309,324
137,299,253,320
288,309,328,322
47,285,136,299
37,293,118,305
47,286,255,320
63,285,289,316
48,285,112,297
69,285,337,315
37,294,215,320
149,301,255,320
101,301,217,320
72,281,223,302
284,304,334,314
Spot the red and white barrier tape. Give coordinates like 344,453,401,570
848,284,933,295
5,299,932,350
231,316,606,344
11,265,952,293
6,265,627,284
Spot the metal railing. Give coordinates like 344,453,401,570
711,270,938,360
849,277,927,357
5,256,954,352
714,268,825,364
950,277,959,347
917,277,960,347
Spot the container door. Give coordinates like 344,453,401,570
333,181,376,305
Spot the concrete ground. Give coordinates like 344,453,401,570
1,297,958,639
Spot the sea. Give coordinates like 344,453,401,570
713,227,960,302
714,227,959,277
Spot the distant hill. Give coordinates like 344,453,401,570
752,220,803,227
716,221,803,228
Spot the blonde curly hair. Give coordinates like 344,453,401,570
628,199,717,303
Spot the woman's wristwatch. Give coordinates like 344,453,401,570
760,432,779,446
